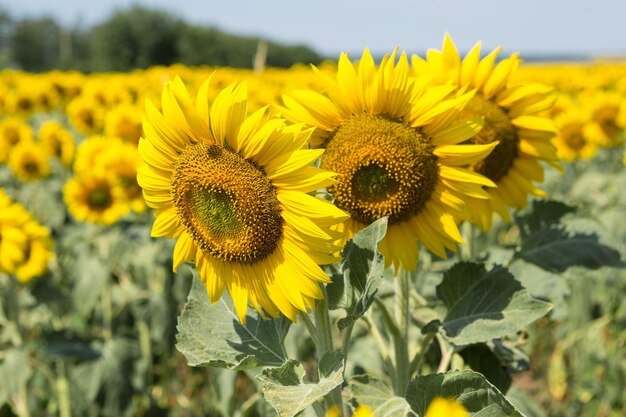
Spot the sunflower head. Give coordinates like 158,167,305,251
0,117,34,163
138,75,347,322
413,34,560,231
39,120,76,166
64,174,130,225
281,48,497,271
8,141,52,182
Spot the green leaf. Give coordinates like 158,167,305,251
258,351,345,417
0,349,32,407
437,262,552,345
326,217,388,330
176,272,288,369
405,370,523,417
515,227,624,272
515,199,576,237
459,344,511,393
348,374,415,417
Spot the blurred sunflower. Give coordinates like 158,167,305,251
66,96,105,135
425,397,469,417
413,34,560,231
0,117,34,163
553,110,597,161
73,135,123,175
280,48,496,271
64,174,130,225
0,190,30,273
8,141,52,182
0,190,54,282
137,76,347,322
15,221,54,283
97,141,146,213
581,90,625,147
104,104,144,144
38,120,76,166
326,405,372,417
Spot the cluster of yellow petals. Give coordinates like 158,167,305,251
0,189,54,283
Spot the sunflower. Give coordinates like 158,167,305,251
73,135,123,175
14,221,54,283
553,110,597,161
412,34,560,231
280,48,496,271
64,174,130,225
137,76,347,322
104,104,144,144
0,117,34,163
425,397,469,417
66,96,105,136
39,120,76,166
580,90,625,147
97,141,146,213
0,189,54,282
0,190,30,273
8,141,52,182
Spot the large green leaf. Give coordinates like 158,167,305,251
326,217,388,330
459,344,511,394
515,199,576,237
258,351,345,417
0,349,31,407
405,370,523,417
436,262,552,345
176,272,288,369
348,374,415,417
515,227,623,272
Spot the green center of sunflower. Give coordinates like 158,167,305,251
88,187,112,209
322,113,438,225
460,95,519,182
171,143,283,264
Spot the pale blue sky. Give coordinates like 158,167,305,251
4,0,626,58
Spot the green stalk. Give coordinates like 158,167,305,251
393,269,411,395
314,287,343,414
460,221,475,261
56,360,72,417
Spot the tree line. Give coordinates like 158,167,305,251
0,6,325,72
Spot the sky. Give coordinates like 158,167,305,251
4,0,626,58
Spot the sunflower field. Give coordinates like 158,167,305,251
0,34,625,417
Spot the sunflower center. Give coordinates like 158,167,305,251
460,95,518,182
171,143,283,264
563,127,586,151
88,187,112,210
23,160,40,174
322,113,438,225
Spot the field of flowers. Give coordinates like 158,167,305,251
0,35,624,417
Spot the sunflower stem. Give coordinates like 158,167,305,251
393,269,411,395
314,286,343,415
56,359,72,417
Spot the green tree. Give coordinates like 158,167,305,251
90,6,183,71
10,16,60,71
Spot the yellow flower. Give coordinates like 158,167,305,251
580,90,625,147
137,75,347,322
64,174,130,225
553,110,597,161
425,397,469,417
73,135,123,175
326,405,372,417
0,117,34,163
66,96,105,135
104,104,144,144
8,141,52,182
280,48,496,271
0,189,54,282
413,34,560,231
96,141,146,213
38,120,76,166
